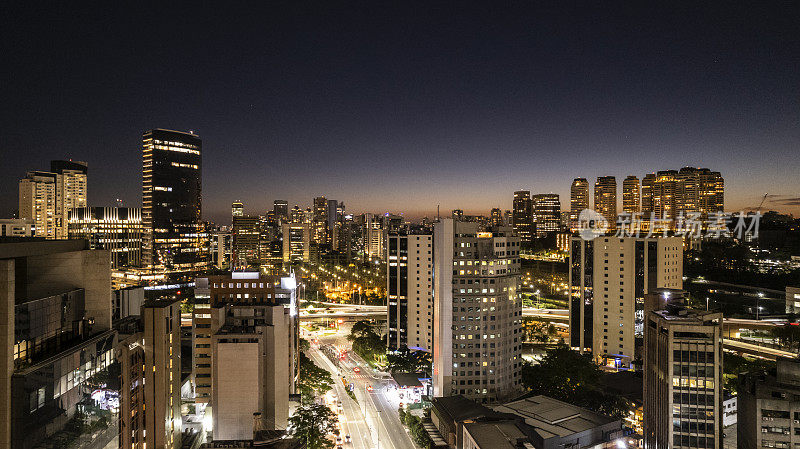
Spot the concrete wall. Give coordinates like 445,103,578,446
214,342,259,440
23,249,111,331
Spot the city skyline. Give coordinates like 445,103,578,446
2,3,799,222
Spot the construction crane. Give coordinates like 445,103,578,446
757,193,769,212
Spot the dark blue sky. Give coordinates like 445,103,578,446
2,2,799,222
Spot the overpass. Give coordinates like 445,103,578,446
299,304,797,359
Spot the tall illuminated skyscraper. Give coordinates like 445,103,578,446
490,208,503,227
531,193,561,237
231,200,244,217
570,178,590,228
273,200,289,221
142,129,208,271
312,196,328,245
594,176,617,227
512,190,532,243
622,176,640,214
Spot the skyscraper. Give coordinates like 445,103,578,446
512,190,532,243
387,233,433,352
490,208,503,227
232,200,244,217
432,219,523,403
142,129,208,271
531,193,561,237
51,160,88,238
18,171,57,238
570,178,590,228
273,200,289,221
232,215,261,268
327,199,341,250
312,196,328,245
18,160,88,239
622,176,640,214
644,293,722,449
641,173,655,214
594,176,617,227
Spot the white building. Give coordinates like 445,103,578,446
387,233,433,351
433,219,523,403
0,218,34,237
569,236,683,368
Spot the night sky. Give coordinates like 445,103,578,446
2,3,799,223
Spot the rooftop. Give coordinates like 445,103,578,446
432,395,496,423
463,421,529,449
492,395,616,440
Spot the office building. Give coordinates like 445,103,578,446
641,173,655,215
387,233,433,352
432,219,523,403
512,191,533,243
273,200,289,222
281,222,311,262
211,232,232,269
364,213,385,260
118,299,182,449
0,219,34,237
232,200,244,217
531,194,561,237
327,199,342,250
67,206,143,268
142,129,209,271
594,176,617,227
193,273,299,436
490,208,503,227
232,215,261,269
569,236,683,367
640,168,725,229
1,239,115,449
570,178,590,228
312,196,328,245
644,296,722,449
622,176,641,214
737,358,800,449
51,160,89,238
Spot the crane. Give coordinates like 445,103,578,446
757,193,768,212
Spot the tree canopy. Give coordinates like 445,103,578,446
521,345,629,419
297,352,333,404
289,403,338,449
386,346,432,375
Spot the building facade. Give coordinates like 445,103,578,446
594,176,617,228
142,129,208,271
644,299,723,449
387,233,433,352
570,178,591,229
118,299,183,449
232,215,260,269
0,219,34,237
622,175,641,214
67,206,143,268
569,236,683,367
512,191,532,243
737,358,800,449
432,219,523,403
531,193,561,237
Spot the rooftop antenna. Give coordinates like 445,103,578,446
437,205,440,221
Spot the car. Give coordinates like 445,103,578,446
337,446,343,449
366,385,373,392
336,437,342,444
353,367,360,373
345,434,351,443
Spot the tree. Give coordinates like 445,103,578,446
387,346,432,375
297,352,333,403
289,403,338,449
348,320,386,364
520,345,629,419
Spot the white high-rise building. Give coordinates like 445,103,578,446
387,233,433,351
433,219,523,403
569,236,683,368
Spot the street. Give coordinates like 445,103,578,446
308,328,416,449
